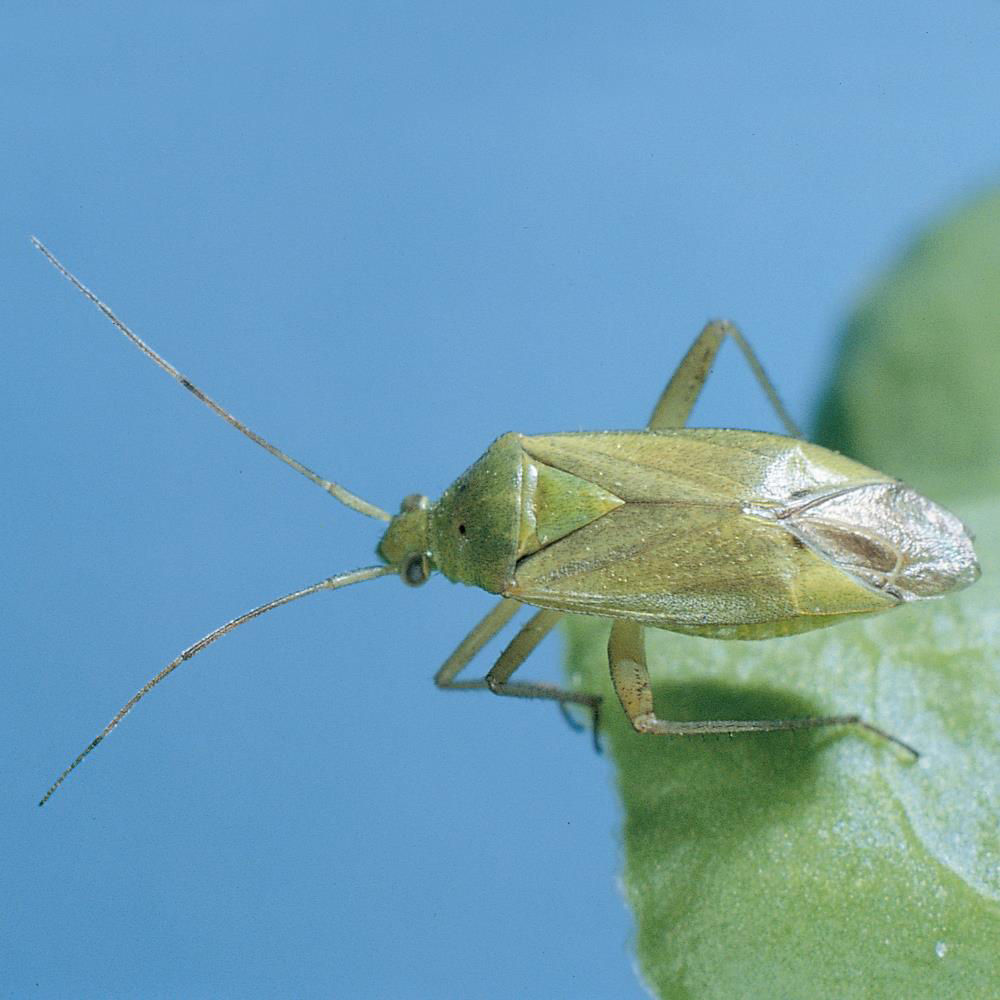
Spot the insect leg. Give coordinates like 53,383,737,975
436,603,601,746
607,620,918,755
647,320,801,435
434,598,522,689
484,609,602,749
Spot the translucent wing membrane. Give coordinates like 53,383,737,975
784,483,980,600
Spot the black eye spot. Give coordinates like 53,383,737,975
458,523,467,536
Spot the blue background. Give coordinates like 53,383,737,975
4,4,1000,997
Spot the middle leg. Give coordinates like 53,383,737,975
484,609,603,749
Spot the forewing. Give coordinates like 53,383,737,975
522,430,881,505
508,503,898,629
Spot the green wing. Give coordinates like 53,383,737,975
508,431,899,636
520,430,883,505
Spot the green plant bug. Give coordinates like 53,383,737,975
34,238,981,806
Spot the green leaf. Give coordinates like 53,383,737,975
815,187,1000,501
565,189,1000,998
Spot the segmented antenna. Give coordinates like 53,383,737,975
31,237,390,522
39,565,396,805
33,239,402,803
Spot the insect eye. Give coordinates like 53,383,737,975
400,493,429,513
458,523,467,536
402,554,430,587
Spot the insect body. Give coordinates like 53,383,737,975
34,238,980,804
399,428,975,632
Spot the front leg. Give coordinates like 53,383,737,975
485,609,602,749
434,598,522,689
435,601,602,746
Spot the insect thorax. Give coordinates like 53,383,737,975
428,433,623,594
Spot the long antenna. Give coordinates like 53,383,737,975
31,237,391,522
39,564,397,806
